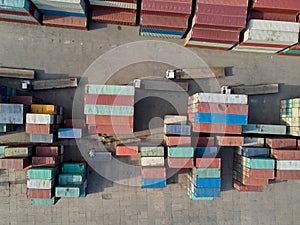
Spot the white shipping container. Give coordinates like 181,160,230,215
192,93,248,104
185,40,233,49
31,0,85,13
243,137,265,147
277,160,300,170
141,157,164,166
248,19,300,33
90,0,137,9
164,115,187,125
26,114,54,124
232,45,282,53
27,179,54,189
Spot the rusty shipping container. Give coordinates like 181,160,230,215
266,138,297,149
141,0,192,15
167,157,194,168
164,136,191,146
191,102,248,114
9,96,33,105
232,179,263,192
35,146,63,157
233,170,269,186
275,170,300,180
271,149,300,160
248,10,297,22
88,124,133,134
197,3,247,17
142,167,166,178
27,188,54,199
140,14,188,31
252,0,300,14
195,158,221,168
215,136,244,146
233,163,274,179
192,123,242,134
116,146,138,156
32,156,61,167
86,115,133,126
84,94,134,106
0,158,31,170
26,124,57,134
43,14,88,30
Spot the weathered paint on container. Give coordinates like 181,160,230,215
276,160,300,170
141,0,192,15
164,124,191,136
235,147,269,157
84,94,134,106
242,124,286,135
164,115,187,124
142,178,166,188
243,137,265,147
165,136,191,146
194,113,248,125
59,174,84,185
26,124,57,134
43,14,88,30
235,155,275,169
191,168,220,178
116,145,138,156
84,104,134,116
35,146,63,157
27,179,55,189
167,157,194,168
232,179,263,192
252,0,300,14
168,147,194,158
141,157,164,166
31,196,58,205
27,167,59,179
272,149,300,160
0,158,30,169
194,147,218,157
191,102,248,114
27,188,54,199
62,162,86,174
192,93,247,104
192,136,215,147
193,123,242,134
140,146,164,157
195,158,221,168
32,156,61,167
141,167,166,178
140,14,188,30
215,136,244,146
85,84,135,95
58,128,82,138
266,138,297,149
4,147,32,157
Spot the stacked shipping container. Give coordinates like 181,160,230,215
184,0,249,50
0,146,32,170
91,0,137,26
55,162,87,197
58,119,85,138
139,0,192,38
27,146,64,205
0,0,42,25
280,98,300,136
84,84,135,135
26,104,63,143
0,103,24,133
140,145,166,188
188,93,248,134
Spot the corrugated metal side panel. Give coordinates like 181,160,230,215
215,136,244,146
86,115,133,126
36,146,63,157
165,136,191,146
26,124,57,134
90,0,137,9
277,160,300,170
26,114,54,124
4,147,32,157
116,146,138,156
192,136,215,147
27,167,58,179
192,168,220,177
232,179,263,192
32,156,60,167
235,147,269,157
140,14,188,30
141,167,166,178
191,102,248,114
141,157,164,166
0,158,30,169
142,178,166,188
184,40,233,49
272,149,300,160
276,170,300,180
88,124,133,134
84,94,134,106
140,146,164,157
266,138,297,149
9,96,33,105
194,113,248,125
58,128,82,138
164,115,187,124
248,10,297,22
30,134,55,143
140,28,184,38
27,188,54,199
84,104,134,116
252,0,300,14
167,157,194,168
197,3,247,16
247,19,300,32
59,174,84,185
193,123,242,134
27,179,55,189
233,163,275,178
31,0,86,13
243,137,265,147
141,0,191,15
194,147,218,157
164,124,191,135
0,103,23,113
196,0,248,7
31,197,58,205
168,147,194,158
62,162,86,174
195,158,221,168
85,84,135,96
232,170,269,186
242,124,286,135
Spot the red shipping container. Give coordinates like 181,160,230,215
275,170,300,180
88,124,133,134
215,136,244,146
232,179,263,192
91,4,137,13
140,14,188,31
86,115,133,126
167,157,194,168
233,163,274,179
116,146,138,156
27,188,54,199
192,102,248,115
141,0,192,15
197,4,247,17
266,138,297,149
43,14,87,30
32,156,60,167
142,167,166,178
271,149,300,160
25,124,57,134
192,136,215,147
248,10,297,22
84,94,134,106
0,158,31,170
252,0,300,14
195,158,221,168
234,171,269,186
35,146,63,157
192,123,242,134
64,119,85,129
164,136,191,146
197,0,248,7
239,41,289,49
9,96,33,105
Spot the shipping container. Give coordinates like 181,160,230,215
192,93,248,104
26,124,57,134
232,179,263,192
43,14,88,30
266,138,297,149
58,128,82,139
215,136,244,146
191,168,221,178
31,197,58,205
30,134,56,143
4,146,32,157
116,145,138,156
59,174,85,185
271,149,300,160
86,115,133,126
141,167,166,178
27,188,54,199
85,84,135,95
194,113,248,125
140,146,164,157
142,178,166,188
62,162,86,174
27,167,59,179
233,163,274,179
55,180,87,198
84,104,134,116
35,146,63,157
64,119,85,129
167,157,194,168
191,178,221,188
141,0,192,15
26,114,54,124
0,158,30,169
32,156,61,167
31,104,57,114
164,115,187,125
89,151,112,161
243,137,265,147
191,102,248,114
194,147,218,157
88,124,133,134
192,136,215,147
275,170,300,180
276,160,300,170
235,155,275,169
165,136,191,146
192,123,242,134
164,124,191,136
0,113,23,124
92,8,136,26
195,158,221,168
168,147,194,158
141,157,164,167
232,170,269,186
252,0,300,14
84,94,134,106
187,188,214,200
140,14,188,31
242,124,286,135
27,179,55,189
235,147,269,157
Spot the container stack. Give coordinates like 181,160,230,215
267,138,300,181
188,93,248,134
0,146,32,170
233,146,275,192
164,115,194,170
27,146,63,205
55,162,87,198
233,19,300,53
31,0,88,30
84,84,134,135
91,0,137,26
280,98,300,136
184,0,249,49
139,0,192,38
0,103,25,133
0,0,42,25
140,145,166,189
116,145,138,156
58,119,85,139
26,104,63,143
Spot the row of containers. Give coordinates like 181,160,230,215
1,0,300,55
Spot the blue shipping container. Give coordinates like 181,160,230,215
142,178,166,188
192,178,221,188
58,128,82,139
194,147,218,157
191,187,221,198
236,147,270,157
194,113,248,125
164,124,191,136
89,151,112,161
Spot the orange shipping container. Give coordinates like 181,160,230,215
26,124,57,134
88,124,133,134
164,136,191,146
215,136,244,146
195,158,221,168
116,146,138,156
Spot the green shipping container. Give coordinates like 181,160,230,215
241,156,275,170
292,98,300,108
84,104,134,116
55,181,87,198
140,146,164,157
0,146,7,158
187,188,214,201
85,84,134,96
192,168,221,178
168,147,194,158
242,124,286,135
59,174,84,185
27,167,56,179
4,147,32,157
32,197,58,205
62,162,86,174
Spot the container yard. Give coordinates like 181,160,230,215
0,0,300,225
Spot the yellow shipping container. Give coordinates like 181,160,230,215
31,104,56,114
4,147,32,157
